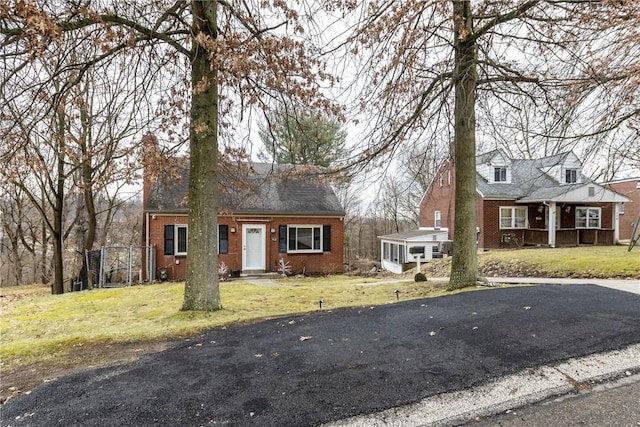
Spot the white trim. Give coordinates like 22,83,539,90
499,206,528,229
242,224,266,270
575,207,602,229
287,224,323,253
175,224,188,256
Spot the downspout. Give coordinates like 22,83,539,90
145,212,150,248
613,203,620,244
145,212,150,281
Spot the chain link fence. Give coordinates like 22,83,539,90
78,245,155,290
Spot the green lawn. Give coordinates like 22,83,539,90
478,246,640,279
1,276,449,373
419,245,640,279
1,245,637,389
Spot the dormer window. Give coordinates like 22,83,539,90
565,169,578,184
494,167,507,182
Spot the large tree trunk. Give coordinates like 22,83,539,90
182,0,222,311
51,105,67,295
80,102,98,253
448,0,478,291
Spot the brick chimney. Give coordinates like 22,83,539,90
141,133,161,208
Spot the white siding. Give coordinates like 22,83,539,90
477,151,512,183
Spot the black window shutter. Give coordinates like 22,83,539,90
219,225,229,254
323,225,331,252
164,225,175,255
278,225,287,253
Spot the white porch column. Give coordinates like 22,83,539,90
547,202,556,247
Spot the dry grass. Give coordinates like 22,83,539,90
3,245,637,402
421,245,640,279
0,276,450,392
479,246,640,279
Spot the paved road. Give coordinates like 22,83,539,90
469,373,640,426
2,284,640,426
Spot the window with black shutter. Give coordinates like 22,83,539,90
164,225,174,255
323,225,331,252
278,225,287,253
219,225,229,254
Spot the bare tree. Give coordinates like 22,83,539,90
1,23,161,292
2,1,338,308
336,0,640,289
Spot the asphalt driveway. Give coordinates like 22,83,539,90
3,284,640,426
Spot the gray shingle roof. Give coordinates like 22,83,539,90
476,154,591,201
145,162,345,216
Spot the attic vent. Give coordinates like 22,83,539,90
588,186,595,197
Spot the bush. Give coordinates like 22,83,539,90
414,272,427,282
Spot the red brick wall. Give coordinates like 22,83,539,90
419,161,455,237
144,213,344,281
418,161,486,248
146,214,189,281
605,180,639,240
481,201,617,249
481,200,525,249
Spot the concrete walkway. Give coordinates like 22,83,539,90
426,276,640,295
485,277,640,295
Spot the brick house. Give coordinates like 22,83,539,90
142,161,345,281
418,149,630,250
601,177,640,242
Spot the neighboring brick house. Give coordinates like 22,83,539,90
419,149,630,250
142,161,345,281
601,177,640,241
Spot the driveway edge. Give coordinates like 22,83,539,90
325,343,640,427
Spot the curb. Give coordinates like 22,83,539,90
325,343,640,427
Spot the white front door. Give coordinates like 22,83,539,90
242,224,266,271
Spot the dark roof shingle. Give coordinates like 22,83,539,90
145,162,345,216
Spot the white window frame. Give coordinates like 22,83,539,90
382,242,404,264
288,225,322,253
500,206,527,229
494,167,507,183
565,169,578,184
575,207,601,229
434,211,441,228
175,224,188,256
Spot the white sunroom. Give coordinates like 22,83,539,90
378,229,450,274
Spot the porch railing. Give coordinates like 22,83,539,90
523,228,614,247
